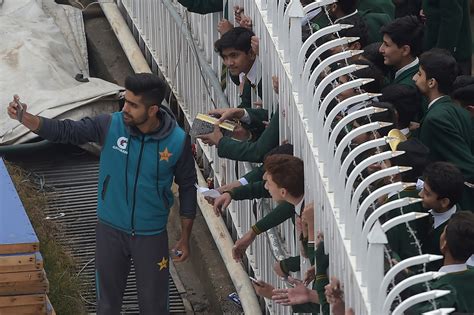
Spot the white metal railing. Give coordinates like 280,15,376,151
116,0,448,314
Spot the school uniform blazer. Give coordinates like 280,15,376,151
422,0,472,62
418,96,474,210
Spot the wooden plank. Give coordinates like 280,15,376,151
0,294,46,307
0,303,46,315
0,253,36,267
0,252,43,273
0,270,44,283
0,270,49,295
0,160,39,255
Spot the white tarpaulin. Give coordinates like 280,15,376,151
0,0,123,144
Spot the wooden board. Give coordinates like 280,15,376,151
0,160,39,255
0,270,49,295
0,270,44,283
0,252,43,273
0,294,46,307
0,303,46,315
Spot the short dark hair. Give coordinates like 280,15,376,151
379,84,421,129
263,143,294,160
361,42,388,75
339,15,369,48
350,59,385,93
214,27,255,55
419,49,458,95
337,0,359,15
264,155,304,198
423,162,464,208
452,75,474,107
380,15,424,57
445,211,474,261
124,73,167,108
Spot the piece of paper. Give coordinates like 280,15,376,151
195,184,221,198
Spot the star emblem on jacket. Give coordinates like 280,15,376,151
159,147,173,161
157,257,168,271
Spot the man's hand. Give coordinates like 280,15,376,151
198,124,224,146
7,95,40,131
172,217,193,262
272,76,279,94
217,19,233,35
251,36,259,56
301,203,314,241
253,280,274,299
232,229,257,261
239,15,253,30
7,95,27,122
213,192,232,216
272,277,319,305
325,277,345,315
208,107,245,123
234,5,244,24
304,266,315,286
232,125,251,141
171,238,190,262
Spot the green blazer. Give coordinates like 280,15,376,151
358,0,395,19
417,96,474,210
217,109,279,163
359,10,393,44
407,269,474,314
392,63,418,87
177,0,223,14
422,0,472,62
385,188,425,262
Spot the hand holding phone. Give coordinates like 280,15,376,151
249,276,262,286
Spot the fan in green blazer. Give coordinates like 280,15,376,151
422,0,472,74
413,50,474,210
359,0,395,19
379,16,424,87
406,211,474,314
417,162,466,271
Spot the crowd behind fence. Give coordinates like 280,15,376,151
116,0,474,314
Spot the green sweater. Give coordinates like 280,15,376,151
417,96,474,210
228,181,295,235
217,109,279,163
422,0,472,62
407,268,474,313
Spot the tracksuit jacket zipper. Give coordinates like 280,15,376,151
130,135,145,236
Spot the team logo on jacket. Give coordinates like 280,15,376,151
112,136,128,154
159,147,173,162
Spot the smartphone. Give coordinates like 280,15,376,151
249,276,261,286
15,99,25,121
228,292,242,308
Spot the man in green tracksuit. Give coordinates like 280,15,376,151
422,0,472,75
6,74,197,315
413,50,474,211
407,211,474,314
